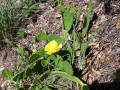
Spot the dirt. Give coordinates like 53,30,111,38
0,0,120,90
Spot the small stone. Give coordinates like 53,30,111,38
0,66,4,74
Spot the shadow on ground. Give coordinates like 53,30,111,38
91,79,120,90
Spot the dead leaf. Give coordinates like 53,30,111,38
88,78,94,85
92,68,101,76
55,14,61,18
94,22,99,29
99,14,107,23
116,19,120,29
105,48,111,55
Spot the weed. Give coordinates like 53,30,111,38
2,0,104,90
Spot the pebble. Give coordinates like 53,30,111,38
0,66,4,74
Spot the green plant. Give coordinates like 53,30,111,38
20,0,39,18
2,0,104,89
17,29,25,38
0,0,39,50
0,0,24,37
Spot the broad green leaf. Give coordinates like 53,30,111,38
41,60,49,67
13,70,25,81
39,71,50,81
82,0,93,38
66,3,70,11
47,54,57,60
57,59,63,70
17,30,24,38
37,33,47,40
62,61,73,75
51,71,90,90
2,69,13,79
33,71,50,85
63,10,73,31
29,48,45,62
54,55,60,67
70,7,76,14
25,68,33,77
57,50,71,63
47,34,65,45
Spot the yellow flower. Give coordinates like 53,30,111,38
45,40,62,55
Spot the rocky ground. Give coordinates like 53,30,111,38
0,0,120,90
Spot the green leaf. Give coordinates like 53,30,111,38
87,0,93,14
29,48,45,63
62,30,69,40
29,4,39,10
71,25,76,64
28,0,33,6
5,38,16,47
39,71,50,81
80,43,86,54
17,46,24,55
47,34,65,45
70,7,76,14
82,0,93,38
32,37,36,44
63,10,73,31
24,0,29,4
75,7,81,27
82,14,90,38
57,59,63,70
37,33,47,40
12,0,17,3
111,71,120,79
32,82,42,90
66,3,70,11
62,61,73,75
66,41,72,57
60,6,65,12
13,70,25,81
51,71,90,90
2,69,13,79
42,88,51,90
41,60,49,67
47,54,57,60
25,10,30,18
17,30,24,38
54,55,60,67
33,71,50,86
80,27,104,70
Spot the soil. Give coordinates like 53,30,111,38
0,0,120,90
